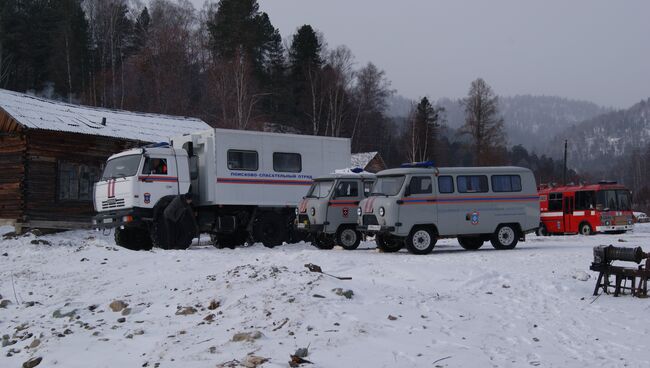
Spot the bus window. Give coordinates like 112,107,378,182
617,190,631,211
575,191,596,210
597,190,618,211
548,192,563,211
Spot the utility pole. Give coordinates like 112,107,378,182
563,139,568,186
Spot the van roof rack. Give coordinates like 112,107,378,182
401,161,435,168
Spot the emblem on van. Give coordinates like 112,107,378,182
144,192,151,204
470,210,480,225
342,208,349,218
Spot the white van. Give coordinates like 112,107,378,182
357,164,539,254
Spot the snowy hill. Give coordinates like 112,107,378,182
550,98,650,169
2,225,650,367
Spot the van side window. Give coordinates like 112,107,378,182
409,176,432,195
548,192,563,211
273,152,302,173
438,176,454,193
457,175,488,193
335,181,359,198
491,175,522,192
363,181,374,197
228,150,258,171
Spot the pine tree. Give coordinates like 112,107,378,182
459,78,507,165
288,25,323,133
406,97,444,162
133,7,151,52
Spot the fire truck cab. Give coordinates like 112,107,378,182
538,182,634,235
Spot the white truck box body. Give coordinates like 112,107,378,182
172,128,351,207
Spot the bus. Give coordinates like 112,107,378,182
538,181,634,235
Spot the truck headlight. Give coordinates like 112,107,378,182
310,208,316,216
628,219,633,225
379,207,385,217
357,207,362,216
605,220,611,226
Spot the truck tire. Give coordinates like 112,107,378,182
579,222,593,236
490,224,519,250
376,234,403,253
254,212,288,248
211,231,246,249
151,197,174,249
536,224,549,236
336,227,361,250
405,227,436,255
457,236,483,250
313,234,335,250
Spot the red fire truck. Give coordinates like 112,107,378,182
538,181,634,235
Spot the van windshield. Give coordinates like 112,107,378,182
306,180,335,198
101,155,142,180
372,176,405,196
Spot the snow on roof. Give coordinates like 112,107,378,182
0,88,210,142
351,151,378,169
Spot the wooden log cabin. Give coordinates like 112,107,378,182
0,88,210,232
351,152,387,173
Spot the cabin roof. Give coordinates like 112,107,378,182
0,88,210,143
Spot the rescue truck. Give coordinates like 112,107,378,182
93,128,350,250
537,181,634,235
357,163,539,254
295,171,376,250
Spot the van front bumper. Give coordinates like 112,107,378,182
294,223,325,233
93,208,153,230
357,225,395,234
596,224,633,232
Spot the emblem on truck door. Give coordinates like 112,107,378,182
144,193,151,204
342,208,349,218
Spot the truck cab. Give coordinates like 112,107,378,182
296,172,375,250
93,143,191,248
358,164,539,255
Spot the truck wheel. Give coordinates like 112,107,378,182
405,227,436,255
211,232,245,249
336,227,361,250
151,199,173,249
376,234,403,253
313,234,335,250
115,228,151,250
457,236,483,250
579,222,593,236
490,224,519,250
254,212,288,248
536,224,549,236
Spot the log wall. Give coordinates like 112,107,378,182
0,130,26,220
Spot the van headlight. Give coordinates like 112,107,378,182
379,207,385,217
310,208,316,216
295,208,299,215
357,207,362,216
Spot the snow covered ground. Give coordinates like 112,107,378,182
2,224,650,368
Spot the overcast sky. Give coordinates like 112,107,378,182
192,0,650,108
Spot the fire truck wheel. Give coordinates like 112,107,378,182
457,236,483,250
405,227,437,255
336,227,361,250
376,234,403,253
536,224,549,236
490,224,519,250
254,212,288,248
579,222,594,235
313,234,335,249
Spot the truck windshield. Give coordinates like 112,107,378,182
306,180,334,198
596,190,632,211
101,155,142,180
372,176,405,196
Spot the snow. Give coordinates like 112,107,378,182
0,88,210,143
2,226,650,367
351,152,378,169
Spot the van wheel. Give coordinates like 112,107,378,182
405,227,437,255
490,224,519,250
579,222,593,236
253,212,288,248
376,234,403,253
536,224,549,236
313,234,335,250
457,236,483,250
336,227,361,250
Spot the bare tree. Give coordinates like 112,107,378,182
351,62,393,150
323,45,355,137
459,78,507,165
